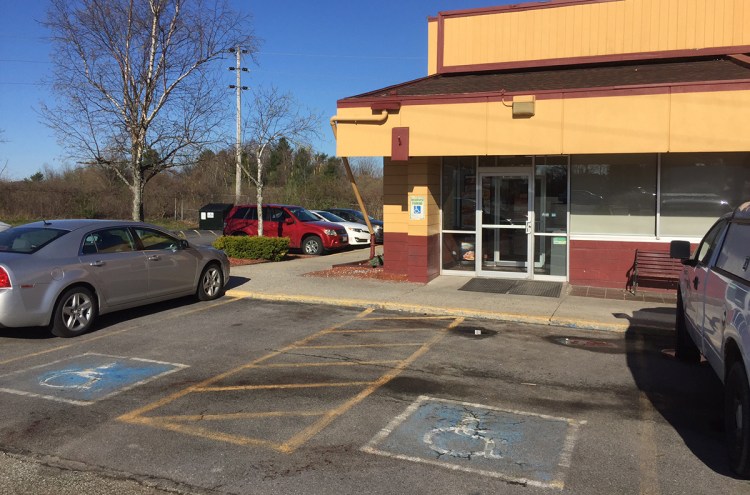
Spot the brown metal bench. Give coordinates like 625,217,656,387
630,249,683,294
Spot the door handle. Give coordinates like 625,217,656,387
148,255,160,261
525,221,532,234
89,260,104,267
693,276,699,289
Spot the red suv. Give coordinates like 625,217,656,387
223,204,348,255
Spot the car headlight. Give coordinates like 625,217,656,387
323,229,337,236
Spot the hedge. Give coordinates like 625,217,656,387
212,236,289,262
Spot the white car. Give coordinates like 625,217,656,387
671,201,750,477
311,210,371,246
0,222,9,232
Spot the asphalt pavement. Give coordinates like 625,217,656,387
225,245,677,334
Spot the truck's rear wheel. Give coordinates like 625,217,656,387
725,361,750,477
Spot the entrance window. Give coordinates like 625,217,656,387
660,152,749,236
570,154,657,235
442,157,476,231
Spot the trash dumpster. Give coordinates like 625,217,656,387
198,203,233,230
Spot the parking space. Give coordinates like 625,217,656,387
118,309,463,453
0,297,746,494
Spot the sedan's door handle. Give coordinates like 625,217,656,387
89,260,104,267
148,255,160,261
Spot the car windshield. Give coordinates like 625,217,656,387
314,211,345,223
288,207,320,222
0,227,69,254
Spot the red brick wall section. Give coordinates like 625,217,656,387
570,239,686,290
384,232,440,283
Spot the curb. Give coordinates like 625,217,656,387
225,289,673,334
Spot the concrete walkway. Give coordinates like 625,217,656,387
226,247,676,334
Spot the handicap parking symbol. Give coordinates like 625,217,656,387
0,353,187,405
362,396,585,489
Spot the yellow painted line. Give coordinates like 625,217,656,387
129,415,281,449
327,328,439,334
0,297,238,366
638,391,661,495
250,360,401,369
278,317,465,454
298,343,423,349
196,381,374,392
118,308,374,426
153,410,327,422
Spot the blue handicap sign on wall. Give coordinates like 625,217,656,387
0,353,187,405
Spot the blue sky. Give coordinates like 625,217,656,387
0,1,515,180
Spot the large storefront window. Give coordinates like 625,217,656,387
660,152,750,236
570,154,656,235
442,157,476,271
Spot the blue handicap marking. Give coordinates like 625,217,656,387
362,396,586,489
0,353,187,405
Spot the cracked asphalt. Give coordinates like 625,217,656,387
0,296,747,494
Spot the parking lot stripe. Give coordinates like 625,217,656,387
118,310,464,453
327,328,440,334
299,343,424,349
196,381,376,392
278,317,465,453
155,410,328,422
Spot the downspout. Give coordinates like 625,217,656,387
329,111,390,261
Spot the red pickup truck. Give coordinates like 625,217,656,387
223,204,348,255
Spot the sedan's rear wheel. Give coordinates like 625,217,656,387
197,263,224,301
51,286,97,338
725,361,750,477
302,235,324,256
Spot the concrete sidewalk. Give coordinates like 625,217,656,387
226,247,676,333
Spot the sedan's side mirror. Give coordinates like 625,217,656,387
670,240,691,260
179,239,189,249
284,218,294,225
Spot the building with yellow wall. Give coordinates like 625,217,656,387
331,0,750,288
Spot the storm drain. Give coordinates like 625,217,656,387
458,279,563,298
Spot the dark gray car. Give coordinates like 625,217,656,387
0,219,230,337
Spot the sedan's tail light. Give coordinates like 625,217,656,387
0,267,9,288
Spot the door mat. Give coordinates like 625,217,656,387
458,279,563,298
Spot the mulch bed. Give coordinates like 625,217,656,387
229,256,409,282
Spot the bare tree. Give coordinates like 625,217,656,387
243,86,320,236
43,0,255,220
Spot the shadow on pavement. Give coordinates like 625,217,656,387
624,308,735,477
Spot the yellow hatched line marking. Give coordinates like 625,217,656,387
128,415,282,449
154,410,328,422
299,343,423,349
118,308,462,453
196,381,374,392
117,308,374,425
357,316,458,321
250,360,401,369
327,328,438,334
278,317,465,453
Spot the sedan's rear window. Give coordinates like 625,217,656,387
0,227,69,254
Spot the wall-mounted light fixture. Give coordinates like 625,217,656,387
512,95,535,118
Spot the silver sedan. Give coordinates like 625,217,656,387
0,219,230,337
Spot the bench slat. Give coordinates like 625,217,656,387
631,249,682,294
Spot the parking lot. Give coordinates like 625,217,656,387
0,295,747,494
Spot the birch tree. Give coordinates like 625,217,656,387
243,86,320,236
43,0,255,220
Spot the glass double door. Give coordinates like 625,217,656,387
477,172,533,277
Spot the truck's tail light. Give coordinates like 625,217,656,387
0,267,10,288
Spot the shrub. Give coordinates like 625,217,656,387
213,236,289,261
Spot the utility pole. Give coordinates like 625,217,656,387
229,46,248,204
